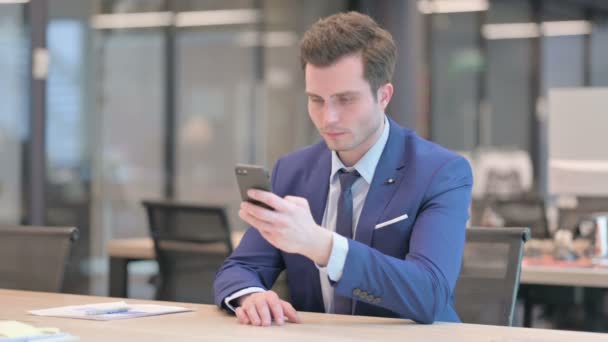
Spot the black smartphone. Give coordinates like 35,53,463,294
235,164,274,210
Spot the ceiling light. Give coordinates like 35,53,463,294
418,0,488,14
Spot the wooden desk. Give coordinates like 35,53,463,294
520,239,608,288
107,232,244,298
2,289,605,341
519,258,608,328
521,263,608,288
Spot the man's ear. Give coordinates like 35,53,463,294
377,83,394,110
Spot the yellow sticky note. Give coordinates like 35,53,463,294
0,320,59,338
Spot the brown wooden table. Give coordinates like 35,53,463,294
2,289,606,341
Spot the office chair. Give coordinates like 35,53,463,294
491,196,550,239
143,200,232,304
0,226,79,292
454,227,530,326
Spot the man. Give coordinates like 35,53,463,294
214,11,473,326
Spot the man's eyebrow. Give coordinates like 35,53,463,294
332,91,360,97
305,91,360,98
305,92,322,98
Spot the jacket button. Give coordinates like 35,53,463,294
353,289,361,296
360,291,368,298
373,298,381,304
367,295,374,302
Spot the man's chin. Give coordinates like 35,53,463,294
324,141,351,152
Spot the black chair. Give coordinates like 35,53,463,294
454,227,530,326
142,200,232,304
0,226,79,292
492,196,549,239
471,195,549,239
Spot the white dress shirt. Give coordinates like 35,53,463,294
317,115,389,313
225,116,390,313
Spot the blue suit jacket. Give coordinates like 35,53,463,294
214,118,473,324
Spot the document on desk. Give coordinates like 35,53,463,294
29,301,192,321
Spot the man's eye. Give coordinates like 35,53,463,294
339,97,353,104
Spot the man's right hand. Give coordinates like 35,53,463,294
235,290,300,327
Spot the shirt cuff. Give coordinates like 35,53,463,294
324,232,349,282
224,287,266,312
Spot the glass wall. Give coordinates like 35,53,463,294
46,0,93,293
484,0,533,150
0,2,28,224
87,0,347,295
174,0,261,230
92,14,165,239
429,11,480,151
174,0,344,230
426,0,608,194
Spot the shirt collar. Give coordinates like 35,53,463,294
330,115,390,184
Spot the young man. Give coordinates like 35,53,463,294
214,11,473,326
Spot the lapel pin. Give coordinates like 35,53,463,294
386,178,395,184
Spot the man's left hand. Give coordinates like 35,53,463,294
239,190,333,266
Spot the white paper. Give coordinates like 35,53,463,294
28,301,192,321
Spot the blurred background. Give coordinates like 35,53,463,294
1,0,607,332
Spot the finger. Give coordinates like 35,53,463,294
244,304,262,326
235,307,243,324
239,209,276,234
281,301,301,323
248,190,293,212
284,196,309,209
254,298,273,327
241,202,282,224
235,307,250,325
266,292,284,325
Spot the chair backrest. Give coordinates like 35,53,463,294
454,227,530,326
493,197,549,238
0,226,79,292
473,195,549,239
142,200,232,303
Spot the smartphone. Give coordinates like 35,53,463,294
235,164,274,210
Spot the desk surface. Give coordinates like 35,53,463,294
1,289,605,341
108,235,608,289
520,263,608,287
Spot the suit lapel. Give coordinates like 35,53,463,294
354,119,408,247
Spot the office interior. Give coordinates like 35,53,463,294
1,0,608,334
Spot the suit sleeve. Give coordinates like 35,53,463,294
213,160,286,310
333,156,473,323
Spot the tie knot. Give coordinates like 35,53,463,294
338,169,360,190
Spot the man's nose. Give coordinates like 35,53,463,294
321,103,339,126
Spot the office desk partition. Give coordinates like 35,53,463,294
1,289,606,341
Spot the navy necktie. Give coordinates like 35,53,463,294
333,168,360,314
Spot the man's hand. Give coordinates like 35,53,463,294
235,291,300,326
239,190,334,266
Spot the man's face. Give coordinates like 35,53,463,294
305,54,391,164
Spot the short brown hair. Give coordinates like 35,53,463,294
299,11,397,96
